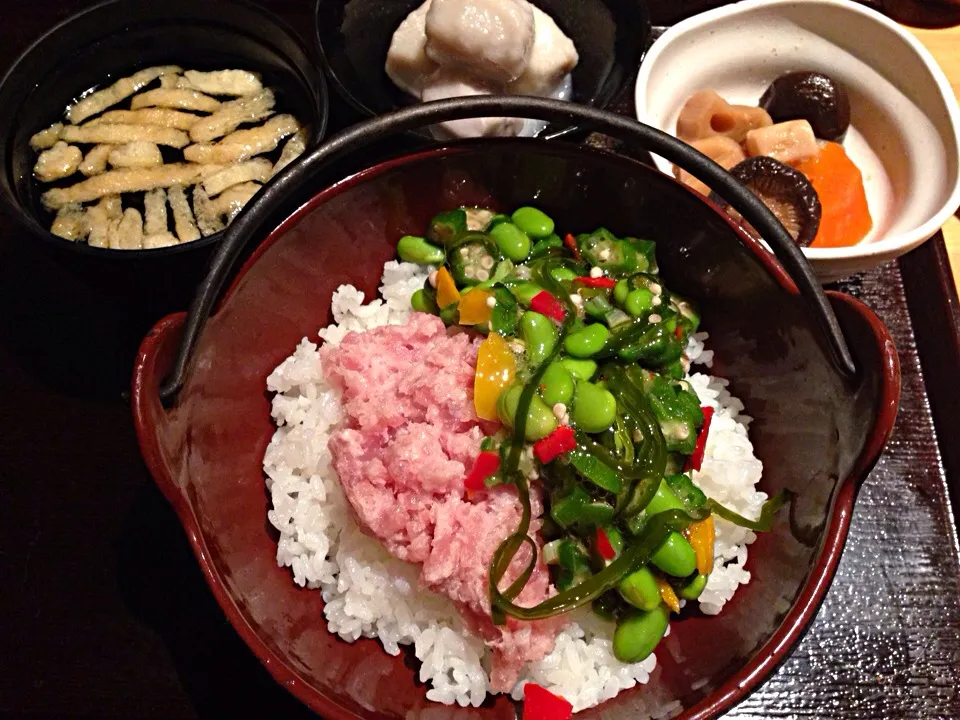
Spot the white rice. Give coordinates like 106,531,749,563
263,262,767,711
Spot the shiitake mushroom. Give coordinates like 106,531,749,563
760,71,851,142
709,156,822,247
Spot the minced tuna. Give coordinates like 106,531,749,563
322,313,562,690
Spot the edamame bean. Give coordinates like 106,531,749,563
521,311,558,367
613,605,670,663
540,362,575,406
572,381,617,433
510,282,545,306
625,287,654,317
564,324,610,358
397,235,444,265
486,213,511,229
559,357,598,380
651,532,697,577
614,279,630,305
410,289,438,314
618,566,661,611
490,222,532,262
550,266,577,282
439,302,459,326
644,480,685,516
511,206,555,238
678,573,708,600
497,385,558,441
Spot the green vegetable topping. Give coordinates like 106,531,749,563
397,235,445,265
392,204,791,655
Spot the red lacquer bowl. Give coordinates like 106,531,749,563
132,140,900,720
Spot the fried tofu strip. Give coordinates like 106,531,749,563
50,204,87,241
143,188,169,236
168,184,200,243
182,69,263,97
108,207,144,250
68,65,182,124
202,159,272,197
108,141,163,169
143,232,179,249
188,89,275,143
209,181,260,222
79,145,113,176
84,205,111,248
95,108,201,131
101,194,123,219
184,114,300,164
34,141,82,182
62,123,189,148
192,185,224,237
272,129,307,177
30,123,64,151
130,88,221,114
41,164,213,208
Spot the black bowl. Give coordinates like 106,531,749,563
0,0,329,260
314,0,650,140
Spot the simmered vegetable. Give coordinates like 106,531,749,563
711,156,822,247
760,71,851,143
793,141,873,248
395,203,792,661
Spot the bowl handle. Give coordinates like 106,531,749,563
158,96,856,405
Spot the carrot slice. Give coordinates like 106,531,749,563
793,141,872,248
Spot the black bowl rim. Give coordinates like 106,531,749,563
312,0,652,141
0,0,331,261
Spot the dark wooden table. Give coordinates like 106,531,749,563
2,1,959,718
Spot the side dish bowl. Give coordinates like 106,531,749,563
314,0,650,140
0,0,328,260
635,0,960,282
133,136,899,719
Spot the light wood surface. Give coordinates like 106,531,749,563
909,27,960,294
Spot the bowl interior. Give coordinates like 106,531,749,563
0,0,326,258
635,0,960,268
314,0,649,139
140,140,891,719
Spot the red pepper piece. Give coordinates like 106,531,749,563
596,527,616,561
464,451,500,493
563,233,581,261
530,290,567,323
533,425,576,464
574,276,617,289
523,683,573,720
674,325,685,340
685,406,715,472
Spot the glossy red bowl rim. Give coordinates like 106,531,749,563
131,144,901,720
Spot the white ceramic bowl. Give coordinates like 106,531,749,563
635,0,960,282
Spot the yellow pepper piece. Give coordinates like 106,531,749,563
656,577,681,614
435,267,460,309
687,516,716,575
458,289,494,326
474,333,516,421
